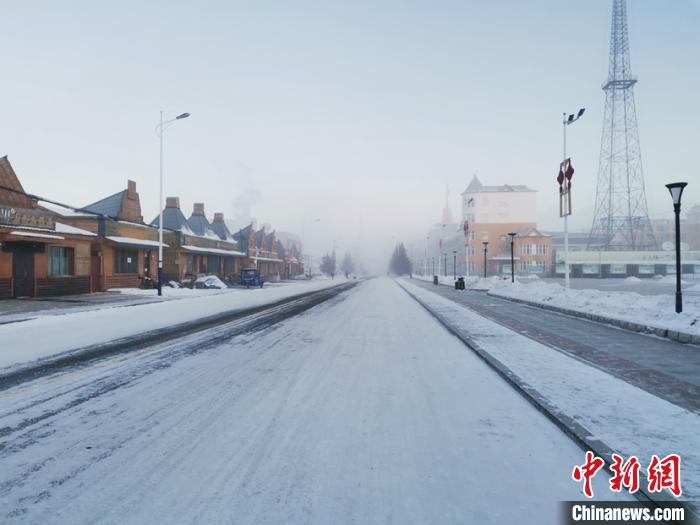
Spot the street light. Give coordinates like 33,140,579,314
508,232,517,283
482,241,489,278
443,252,447,278
156,110,190,296
453,249,458,280
666,182,688,313
562,107,585,290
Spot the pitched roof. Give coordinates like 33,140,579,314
84,190,125,218
150,207,190,231
462,175,535,194
276,240,287,257
515,227,550,238
233,224,253,242
186,214,212,236
255,228,265,248
0,156,36,209
210,219,232,240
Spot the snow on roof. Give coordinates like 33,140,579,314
5,223,96,237
105,236,168,248
181,245,247,257
10,230,65,240
38,201,94,218
56,222,97,236
462,175,535,194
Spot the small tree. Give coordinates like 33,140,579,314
389,243,412,276
340,253,355,278
320,251,337,279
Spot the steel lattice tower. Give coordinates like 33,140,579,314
588,0,656,250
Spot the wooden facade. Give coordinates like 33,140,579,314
0,156,94,298
156,200,247,284
46,180,164,292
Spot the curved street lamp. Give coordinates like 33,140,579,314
666,182,688,313
156,111,190,296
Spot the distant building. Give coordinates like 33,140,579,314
461,175,537,225
457,175,545,276
684,205,700,250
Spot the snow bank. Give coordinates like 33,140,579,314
195,275,228,289
0,280,345,371
399,278,700,511
486,279,700,338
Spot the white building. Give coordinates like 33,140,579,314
461,175,537,225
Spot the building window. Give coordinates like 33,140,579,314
115,249,138,273
638,264,654,275
186,255,196,274
536,244,548,255
610,264,626,274
521,244,532,255
582,264,599,275
49,247,74,276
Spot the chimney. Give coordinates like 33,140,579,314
213,212,224,222
193,202,205,216
127,180,137,198
166,197,180,209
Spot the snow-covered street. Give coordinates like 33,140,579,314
0,278,629,524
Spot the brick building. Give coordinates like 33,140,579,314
0,156,95,298
151,199,247,283
44,180,166,291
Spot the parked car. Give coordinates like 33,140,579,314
240,267,265,288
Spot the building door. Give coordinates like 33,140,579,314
12,251,35,297
90,255,101,292
144,250,151,277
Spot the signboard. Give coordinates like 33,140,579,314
0,206,56,230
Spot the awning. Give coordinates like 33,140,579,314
106,236,168,249
181,245,246,257
252,256,283,263
10,230,65,240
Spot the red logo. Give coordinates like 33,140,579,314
572,452,682,498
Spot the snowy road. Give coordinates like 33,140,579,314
0,278,628,524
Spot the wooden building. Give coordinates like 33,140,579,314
253,227,284,280
43,180,166,291
0,156,95,298
151,199,246,283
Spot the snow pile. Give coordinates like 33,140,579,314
196,275,228,289
108,286,234,298
623,276,642,284
0,279,346,371
487,279,700,337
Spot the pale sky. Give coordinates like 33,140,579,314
2,1,699,271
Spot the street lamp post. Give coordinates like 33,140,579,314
508,232,516,283
443,253,447,277
482,241,489,278
562,108,585,290
156,111,190,296
453,250,457,280
666,182,688,313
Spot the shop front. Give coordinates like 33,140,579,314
0,214,95,298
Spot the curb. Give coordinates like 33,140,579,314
396,280,693,517
0,281,358,390
487,291,700,347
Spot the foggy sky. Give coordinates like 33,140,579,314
1,1,699,273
